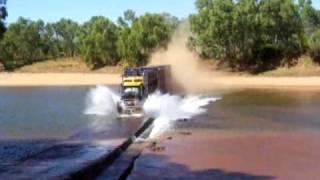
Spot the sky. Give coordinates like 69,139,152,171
3,0,320,24
314,0,320,9
5,0,197,24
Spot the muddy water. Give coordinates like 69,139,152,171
0,86,141,140
179,89,320,131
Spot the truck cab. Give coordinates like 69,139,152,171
117,65,171,118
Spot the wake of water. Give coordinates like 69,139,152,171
143,92,221,138
84,85,120,117
84,86,221,138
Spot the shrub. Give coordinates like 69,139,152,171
309,30,320,62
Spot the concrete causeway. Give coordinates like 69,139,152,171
0,118,154,179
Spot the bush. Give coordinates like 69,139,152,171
309,30,320,62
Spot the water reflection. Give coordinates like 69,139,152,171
181,89,320,131
0,86,141,140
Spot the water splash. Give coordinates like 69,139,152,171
143,92,221,138
84,86,221,137
84,85,120,118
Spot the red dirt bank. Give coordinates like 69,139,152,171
129,129,320,180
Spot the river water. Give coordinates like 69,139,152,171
1,86,320,178
1,87,320,140
0,86,142,140
189,89,320,131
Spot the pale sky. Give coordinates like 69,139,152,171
4,0,320,24
6,0,196,24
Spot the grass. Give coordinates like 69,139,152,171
16,57,123,74
261,55,320,77
10,55,320,77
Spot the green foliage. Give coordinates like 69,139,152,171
299,0,320,33
0,17,82,70
0,18,46,69
309,30,320,61
190,0,235,59
0,5,7,39
0,10,177,70
117,13,172,66
79,16,119,69
190,0,305,71
42,23,60,59
258,0,304,58
52,19,80,57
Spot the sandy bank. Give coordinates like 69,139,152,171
1,73,320,89
0,73,121,86
186,76,320,91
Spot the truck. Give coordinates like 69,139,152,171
117,65,171,118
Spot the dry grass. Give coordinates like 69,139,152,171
16,57,123,74
10,55,320,77
261,56,320,77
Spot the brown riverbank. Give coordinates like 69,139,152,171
2,73,320,89
0,73,121,86
130,129,320,180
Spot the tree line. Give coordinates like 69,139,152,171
0,10,178,70
1,1,320,73
0,1,7,39
189,0,320,72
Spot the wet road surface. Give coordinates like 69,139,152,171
129,89,320,180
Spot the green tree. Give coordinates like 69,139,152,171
52,18,80,57
0,18,46,69
161,12,180,30
308,29,320,61
190,0,304,71
299,0,320,33
117,9,137,28
190,0,235,59
79,16,119,69
0,4,7,39
117,13,172,66
258,0,304,59
42,23,60,59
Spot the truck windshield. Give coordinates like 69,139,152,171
122,87,140,99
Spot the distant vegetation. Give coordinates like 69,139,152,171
0,2,7,39
0,10,178,70
0,0,320,74
189,0,320,73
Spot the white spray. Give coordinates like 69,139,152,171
84,85,120,117
143,92,221,138
84,86,221,137
84,86,120,130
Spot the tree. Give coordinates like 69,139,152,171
52,18,80,57
258,0,304,59
162,12,180,28
190,0,304,71
117,13,172,66
0,18,46,69
299,0,320,33
0,4,7,39
79,16,119,69
309,29,320,61
190,0,235,59
42,23,60,59
117,9,137,28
